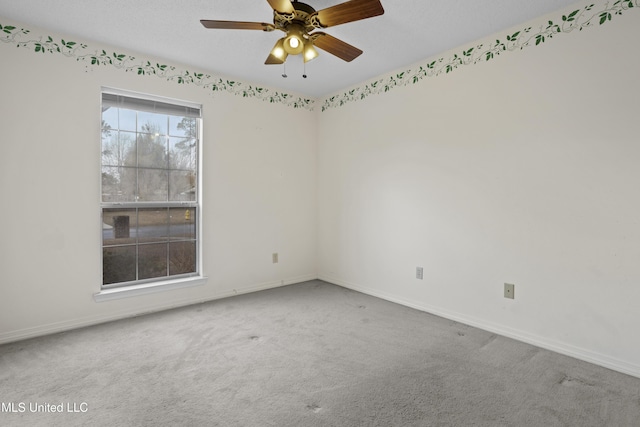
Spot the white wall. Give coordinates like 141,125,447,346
317,6,640,376
0,23,317,342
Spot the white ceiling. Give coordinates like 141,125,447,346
0,0,580,97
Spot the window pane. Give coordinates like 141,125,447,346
120,132,138,167
169,137,196,170
138,112,168,135
169,208,196,240
138,134,167,169
102,131,136,168
169,241,196,275
102,166,137,202
103,208,137,246
103,246,136,285
102,108,117,133
119,108,137,132
101,166,119,202
138,169,168,201
139,244,168,280
169,171,196,202
138,208,168,243
169,116,197,138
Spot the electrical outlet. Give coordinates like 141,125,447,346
416,267,424,280
272,253,278,264
504,283,515,299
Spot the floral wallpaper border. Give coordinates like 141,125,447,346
1,0,637,112
320,0,639,111
0,21,315,111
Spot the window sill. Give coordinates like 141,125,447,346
94,276,207,302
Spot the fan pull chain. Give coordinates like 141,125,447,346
282,63,287,78
303,61,307,79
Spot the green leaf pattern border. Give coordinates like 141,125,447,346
1,0,637,112
319,0,638,111
0,22,315,111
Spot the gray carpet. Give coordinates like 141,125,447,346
1,280,639,426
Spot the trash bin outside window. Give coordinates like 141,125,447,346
113,216,130,238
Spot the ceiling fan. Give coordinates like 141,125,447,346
200,0,384,65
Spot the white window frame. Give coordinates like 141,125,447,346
95,88,206,301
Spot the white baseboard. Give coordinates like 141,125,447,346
206,273,319,301
0,273,318,345
9,272,636,380
319,274,640,379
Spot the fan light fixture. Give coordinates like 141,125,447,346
283,25,305,55
270,38,288,61
303,42,318,63
271,23,316,64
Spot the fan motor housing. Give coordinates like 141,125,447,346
274,2,318,33
292,2,316,15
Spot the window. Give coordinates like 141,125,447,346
100,89,201,288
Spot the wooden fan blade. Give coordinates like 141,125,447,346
200,20,272,30
311,32,363,62
266,0,295,14
314,0,384,28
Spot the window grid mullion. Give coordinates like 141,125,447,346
135,208,140,282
